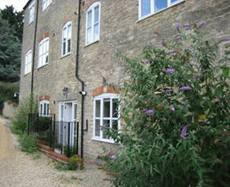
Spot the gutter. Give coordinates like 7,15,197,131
76,0,86,159
31,0,39,95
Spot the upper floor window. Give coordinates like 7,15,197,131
25,50,32,75
38,38,49,68
62,22,72,56
139,0,182,19
93,93,120,143
29,1,35,24
40,100,50,116
42,0,52,11
86,2,101,45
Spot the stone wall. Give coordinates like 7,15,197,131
2,101,18,119
20,0,230,160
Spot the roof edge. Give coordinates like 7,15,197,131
23,0,33,10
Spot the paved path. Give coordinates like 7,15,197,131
0,117,111,187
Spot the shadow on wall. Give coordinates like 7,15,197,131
2,100,18,118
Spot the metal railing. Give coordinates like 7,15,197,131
28,113,79,158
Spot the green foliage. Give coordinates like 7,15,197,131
110,23,230,187
0,82,19,113
0,5,24,41
12,95,38,133
0,14,21,82
18,133,38,154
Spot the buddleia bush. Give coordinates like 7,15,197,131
110,23,230,187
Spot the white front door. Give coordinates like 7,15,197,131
58,101,77,146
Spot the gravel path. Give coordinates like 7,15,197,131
0,117,111,187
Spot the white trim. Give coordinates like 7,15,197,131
38,37,50,68
61,21,72,57
28,1,35,24
138,0,184,21
85,2,101,46
39,100,50,117
42,0,52,12
24,50,32,75
93,93,120,143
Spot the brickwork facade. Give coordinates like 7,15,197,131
20,0,230,160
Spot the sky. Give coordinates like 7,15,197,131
0,0,28,11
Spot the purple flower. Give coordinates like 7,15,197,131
165,68,175,74
157,41,164,47
175,35,182,40
180,86,192,91
219,38,230,43
181,125,188,139
165,89,174,94
176,22,181,30
169,106,175,112
168,50,178,54
142,109,155,114
142,59,152,64
183,23,190,28
198,21,205,28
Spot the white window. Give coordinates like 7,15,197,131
29,1,35,24
38,38,49,68
86,2,101,45
62,22,72,56
93,94,120,143
40,100,50,116
42,0,52,11
25,50,32,75
139,0,182,19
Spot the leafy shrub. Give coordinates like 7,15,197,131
109,23,230,187
18,133,38,153
67,155,83,170
0,82,19,114
12,94,37,133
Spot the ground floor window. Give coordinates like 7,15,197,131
93,93,120,143
40,100,50,116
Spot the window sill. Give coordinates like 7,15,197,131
37,63,49,70
61,52,71,59
85,39,99,48
138,0,185,23
24,72,31,76
92,137,115,144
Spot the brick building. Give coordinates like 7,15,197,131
20,0,230,160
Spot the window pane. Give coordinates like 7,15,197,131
94,6,99,23
67,39,71,53
94,23,99,40
95,100,100,117
95,119,100,137
47,104,50,115
63,41,66,55
61,105,64,119
40,104,43,114
112,120,118,131
44,104,46,115
74,104,77,120
87,11,92,28
103,120,110,139
103,99,110,117
112,99,118,118
155,0,167,12
141,0,151,17
87,28,92,43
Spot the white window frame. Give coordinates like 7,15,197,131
28,1,35,24
40,100,50,117
92,93,120,143
24,50,32,75
42,0,52,11
62,21,72,57
138,0,183,20
38,37,49,68
85,2,101,45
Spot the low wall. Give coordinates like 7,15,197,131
2,101,18,118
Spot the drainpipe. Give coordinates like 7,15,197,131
76,0,85,159
31,0,39,95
